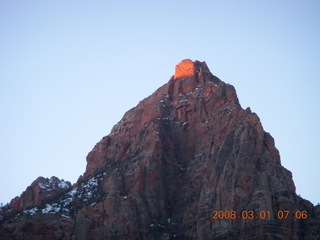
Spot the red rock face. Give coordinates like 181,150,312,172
1,60,319,240
9,176,71,212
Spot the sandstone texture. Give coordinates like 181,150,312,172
0,60,319,239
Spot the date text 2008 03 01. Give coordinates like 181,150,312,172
212,210,308,220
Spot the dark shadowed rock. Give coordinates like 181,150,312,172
0,60,319,240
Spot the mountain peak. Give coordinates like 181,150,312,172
174,59,195,80
1,60,319,239
8,176,71,212
174,59,207,80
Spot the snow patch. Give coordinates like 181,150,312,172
58,181,69,189
68,188,78,197
42,203,60,214
23,207,38,215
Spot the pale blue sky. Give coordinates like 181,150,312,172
0,1,319,205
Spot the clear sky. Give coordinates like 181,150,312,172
0,0,319,206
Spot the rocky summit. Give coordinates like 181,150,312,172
0,60,319,240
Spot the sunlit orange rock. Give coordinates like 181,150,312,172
174,59,196,80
